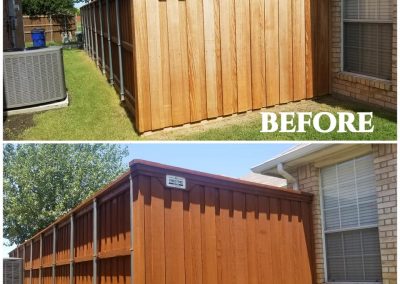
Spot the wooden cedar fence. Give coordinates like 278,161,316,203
23,15,76,43
80,0,329,133
10,160,315,284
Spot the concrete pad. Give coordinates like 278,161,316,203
4,94,69,116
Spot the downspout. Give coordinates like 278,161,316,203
277,163,299,191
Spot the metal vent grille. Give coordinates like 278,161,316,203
3,258,23,284
3,46,67,110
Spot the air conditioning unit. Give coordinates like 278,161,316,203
3,46,67,110
3,258,23,284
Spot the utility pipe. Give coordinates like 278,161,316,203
99,0,106,75
129,174,134,284
93,2,99,67
92,198,98,284
70,214,74,284
106,0,114,85
52,226,56,284
115,0,125,100
277,163,299,191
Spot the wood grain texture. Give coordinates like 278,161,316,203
186,0,207,122
293,0,307,101
132,0,151,132
278,0,294,103
265,0,280,106
250,0,266,109
81,0,322,132
220,0,237,115
146,0,164,129
235,0,252,112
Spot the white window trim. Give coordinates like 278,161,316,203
340,0,393,80
318,162,381,283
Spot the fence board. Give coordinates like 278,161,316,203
265,0,280,106
279,0,294,103
235,0,252,113
186,0,207,122
250,0,266,109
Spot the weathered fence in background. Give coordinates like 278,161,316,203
23,15,76,43
9,160,315,284
80,0,329,133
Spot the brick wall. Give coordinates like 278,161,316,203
289,164,325,283
372,144,397,284
290,144,397,283
330,0,397,110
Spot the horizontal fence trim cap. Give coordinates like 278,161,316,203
130,159,313,202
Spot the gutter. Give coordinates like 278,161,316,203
277,163,299,191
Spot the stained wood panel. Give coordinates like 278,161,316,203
80,0,328,133
17,161,315,284
131,161,314,284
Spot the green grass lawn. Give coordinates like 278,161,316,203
4,49,396,141
8,49,139,140
148,97,397,141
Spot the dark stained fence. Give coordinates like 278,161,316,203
80,0,329,133
10,160,315,284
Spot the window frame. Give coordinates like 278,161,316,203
341,0,393,80
319,155,382,283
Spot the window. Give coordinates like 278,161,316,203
321,155,382,282
343,0,392,80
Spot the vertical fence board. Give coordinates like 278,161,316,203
132,0,151,132
146,0,164,129
293,0,307,101
235,0,252,113
278,0,294,103
186,0,207,122
203,0,219,118
265,0,280,106
165,188,185,284
178,0,191,125
220,0,237,115
159,1,173,127
167,0,187,126
201,188,218,284
250,0,266,109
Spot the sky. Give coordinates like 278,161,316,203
75,2,85,8
2,143,296,257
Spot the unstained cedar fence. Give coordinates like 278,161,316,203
80,0,329,133
10,160,315,284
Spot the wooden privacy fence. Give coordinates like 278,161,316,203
23,15,77,43
10,160,315,284
80,0,329,133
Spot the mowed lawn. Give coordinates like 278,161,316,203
6,49,140,140
4,49,396,141
148,97,397,141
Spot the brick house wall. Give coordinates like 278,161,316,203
372,144,397,284
289,144,397,283
330,0,397,110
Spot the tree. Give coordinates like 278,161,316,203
22,0,85,16
3,144,128,245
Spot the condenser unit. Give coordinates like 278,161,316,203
3,46,67,110
3,258,23,284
